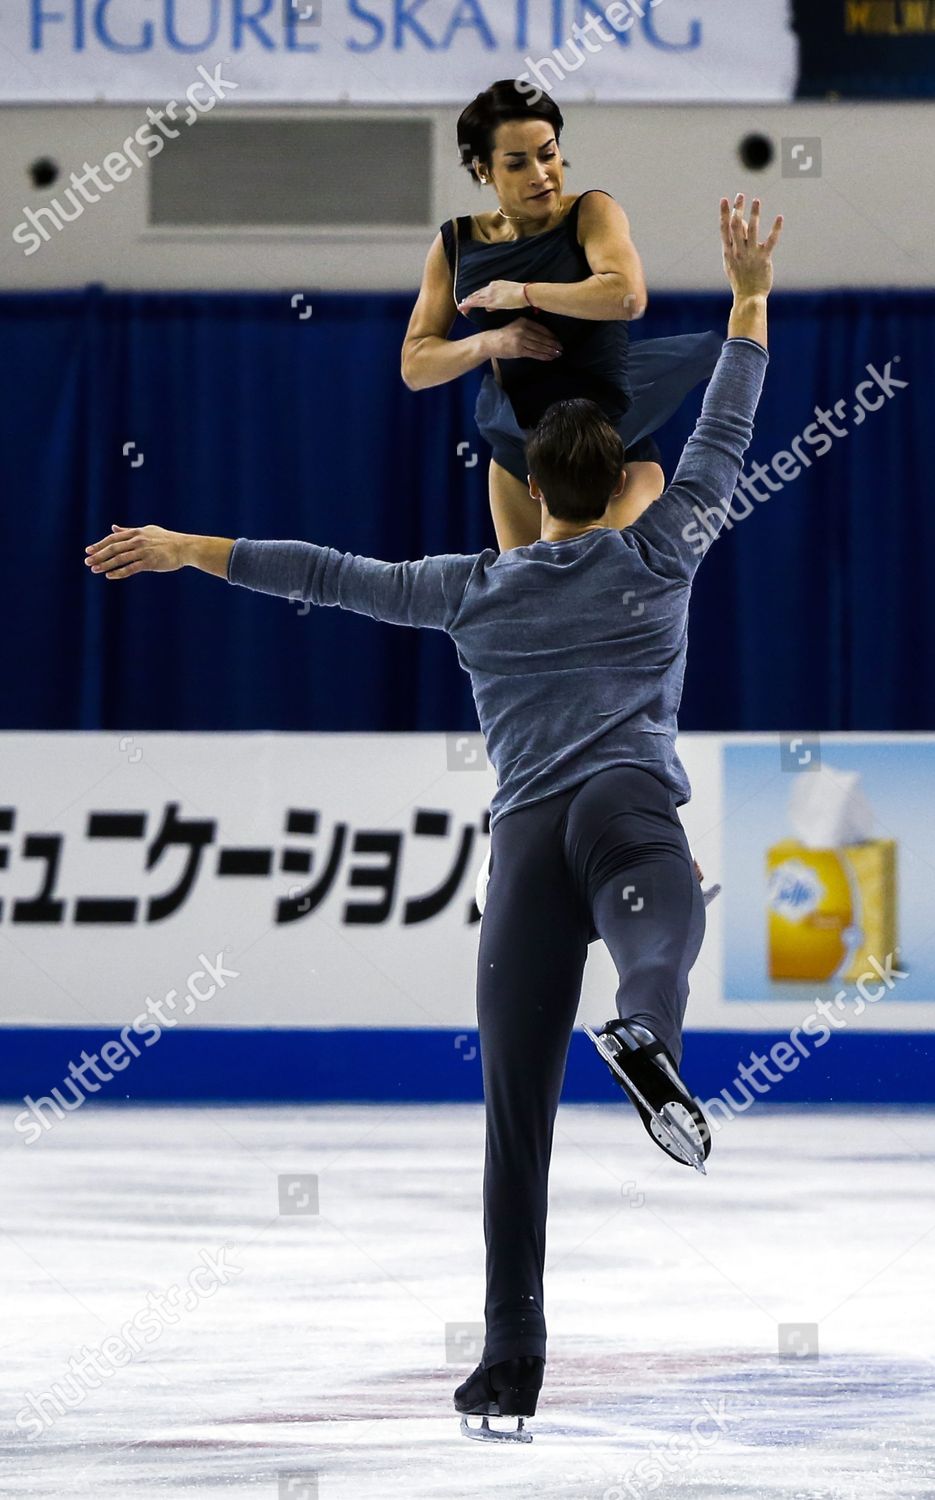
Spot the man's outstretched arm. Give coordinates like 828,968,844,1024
84,529,484,632
630,193,782,579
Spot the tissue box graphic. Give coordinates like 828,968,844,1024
766,764,899,982
767,839,898,981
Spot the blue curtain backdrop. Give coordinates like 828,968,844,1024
2,286,930,734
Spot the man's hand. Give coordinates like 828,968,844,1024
721,193,782,348
721,193,783,299
85,524,188,579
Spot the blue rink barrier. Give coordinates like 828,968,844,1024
0,1027,931,1107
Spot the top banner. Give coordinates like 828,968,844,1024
4,0,800,104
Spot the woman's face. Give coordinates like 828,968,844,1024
477,118,565,220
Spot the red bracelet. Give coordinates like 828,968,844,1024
523,283,540,313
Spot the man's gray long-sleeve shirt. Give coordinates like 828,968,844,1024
227,337,769,826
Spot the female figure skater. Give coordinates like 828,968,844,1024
402,79,723,551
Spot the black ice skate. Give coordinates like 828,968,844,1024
584,1019,711,1174
454,1354,544,1444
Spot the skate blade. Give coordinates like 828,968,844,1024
654,1102,707,1175
460,1413,533,1444
584,1025,707,1175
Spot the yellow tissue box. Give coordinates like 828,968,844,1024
766,839,898,982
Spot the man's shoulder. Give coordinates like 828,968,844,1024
429,548,497,572
450,547,501,591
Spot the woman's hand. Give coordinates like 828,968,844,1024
85,524,188,579
458,279,529,313
486,318,563,362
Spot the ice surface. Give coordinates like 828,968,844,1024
1,1102,934,1499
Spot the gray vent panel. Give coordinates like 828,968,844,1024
150,118,432,227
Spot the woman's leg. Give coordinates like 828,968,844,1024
611,436,666,528
606,461,666,530
489,458,666,551
489,460,540,551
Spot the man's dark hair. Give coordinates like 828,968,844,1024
456,79,566,183
525,400,626,523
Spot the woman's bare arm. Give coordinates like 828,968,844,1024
459,194,648,323
401,233,496,391
401,231,563,391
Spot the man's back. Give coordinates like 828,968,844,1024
226,336,769,826
450,528,693,823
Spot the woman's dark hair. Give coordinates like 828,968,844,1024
457,79,566,183
525,400,625,523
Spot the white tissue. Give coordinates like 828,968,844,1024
788,763,876,849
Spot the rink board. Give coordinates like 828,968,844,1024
2,1024,931,1108
2,731,933,1104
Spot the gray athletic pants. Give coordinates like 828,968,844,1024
476,764,706,1367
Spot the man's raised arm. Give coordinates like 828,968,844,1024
630,193,783,579
84,527,484,633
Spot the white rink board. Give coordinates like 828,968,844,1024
1,731,933,1035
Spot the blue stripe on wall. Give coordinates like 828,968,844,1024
1,1027,931,1109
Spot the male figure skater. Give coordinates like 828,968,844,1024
85,194,782,1443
